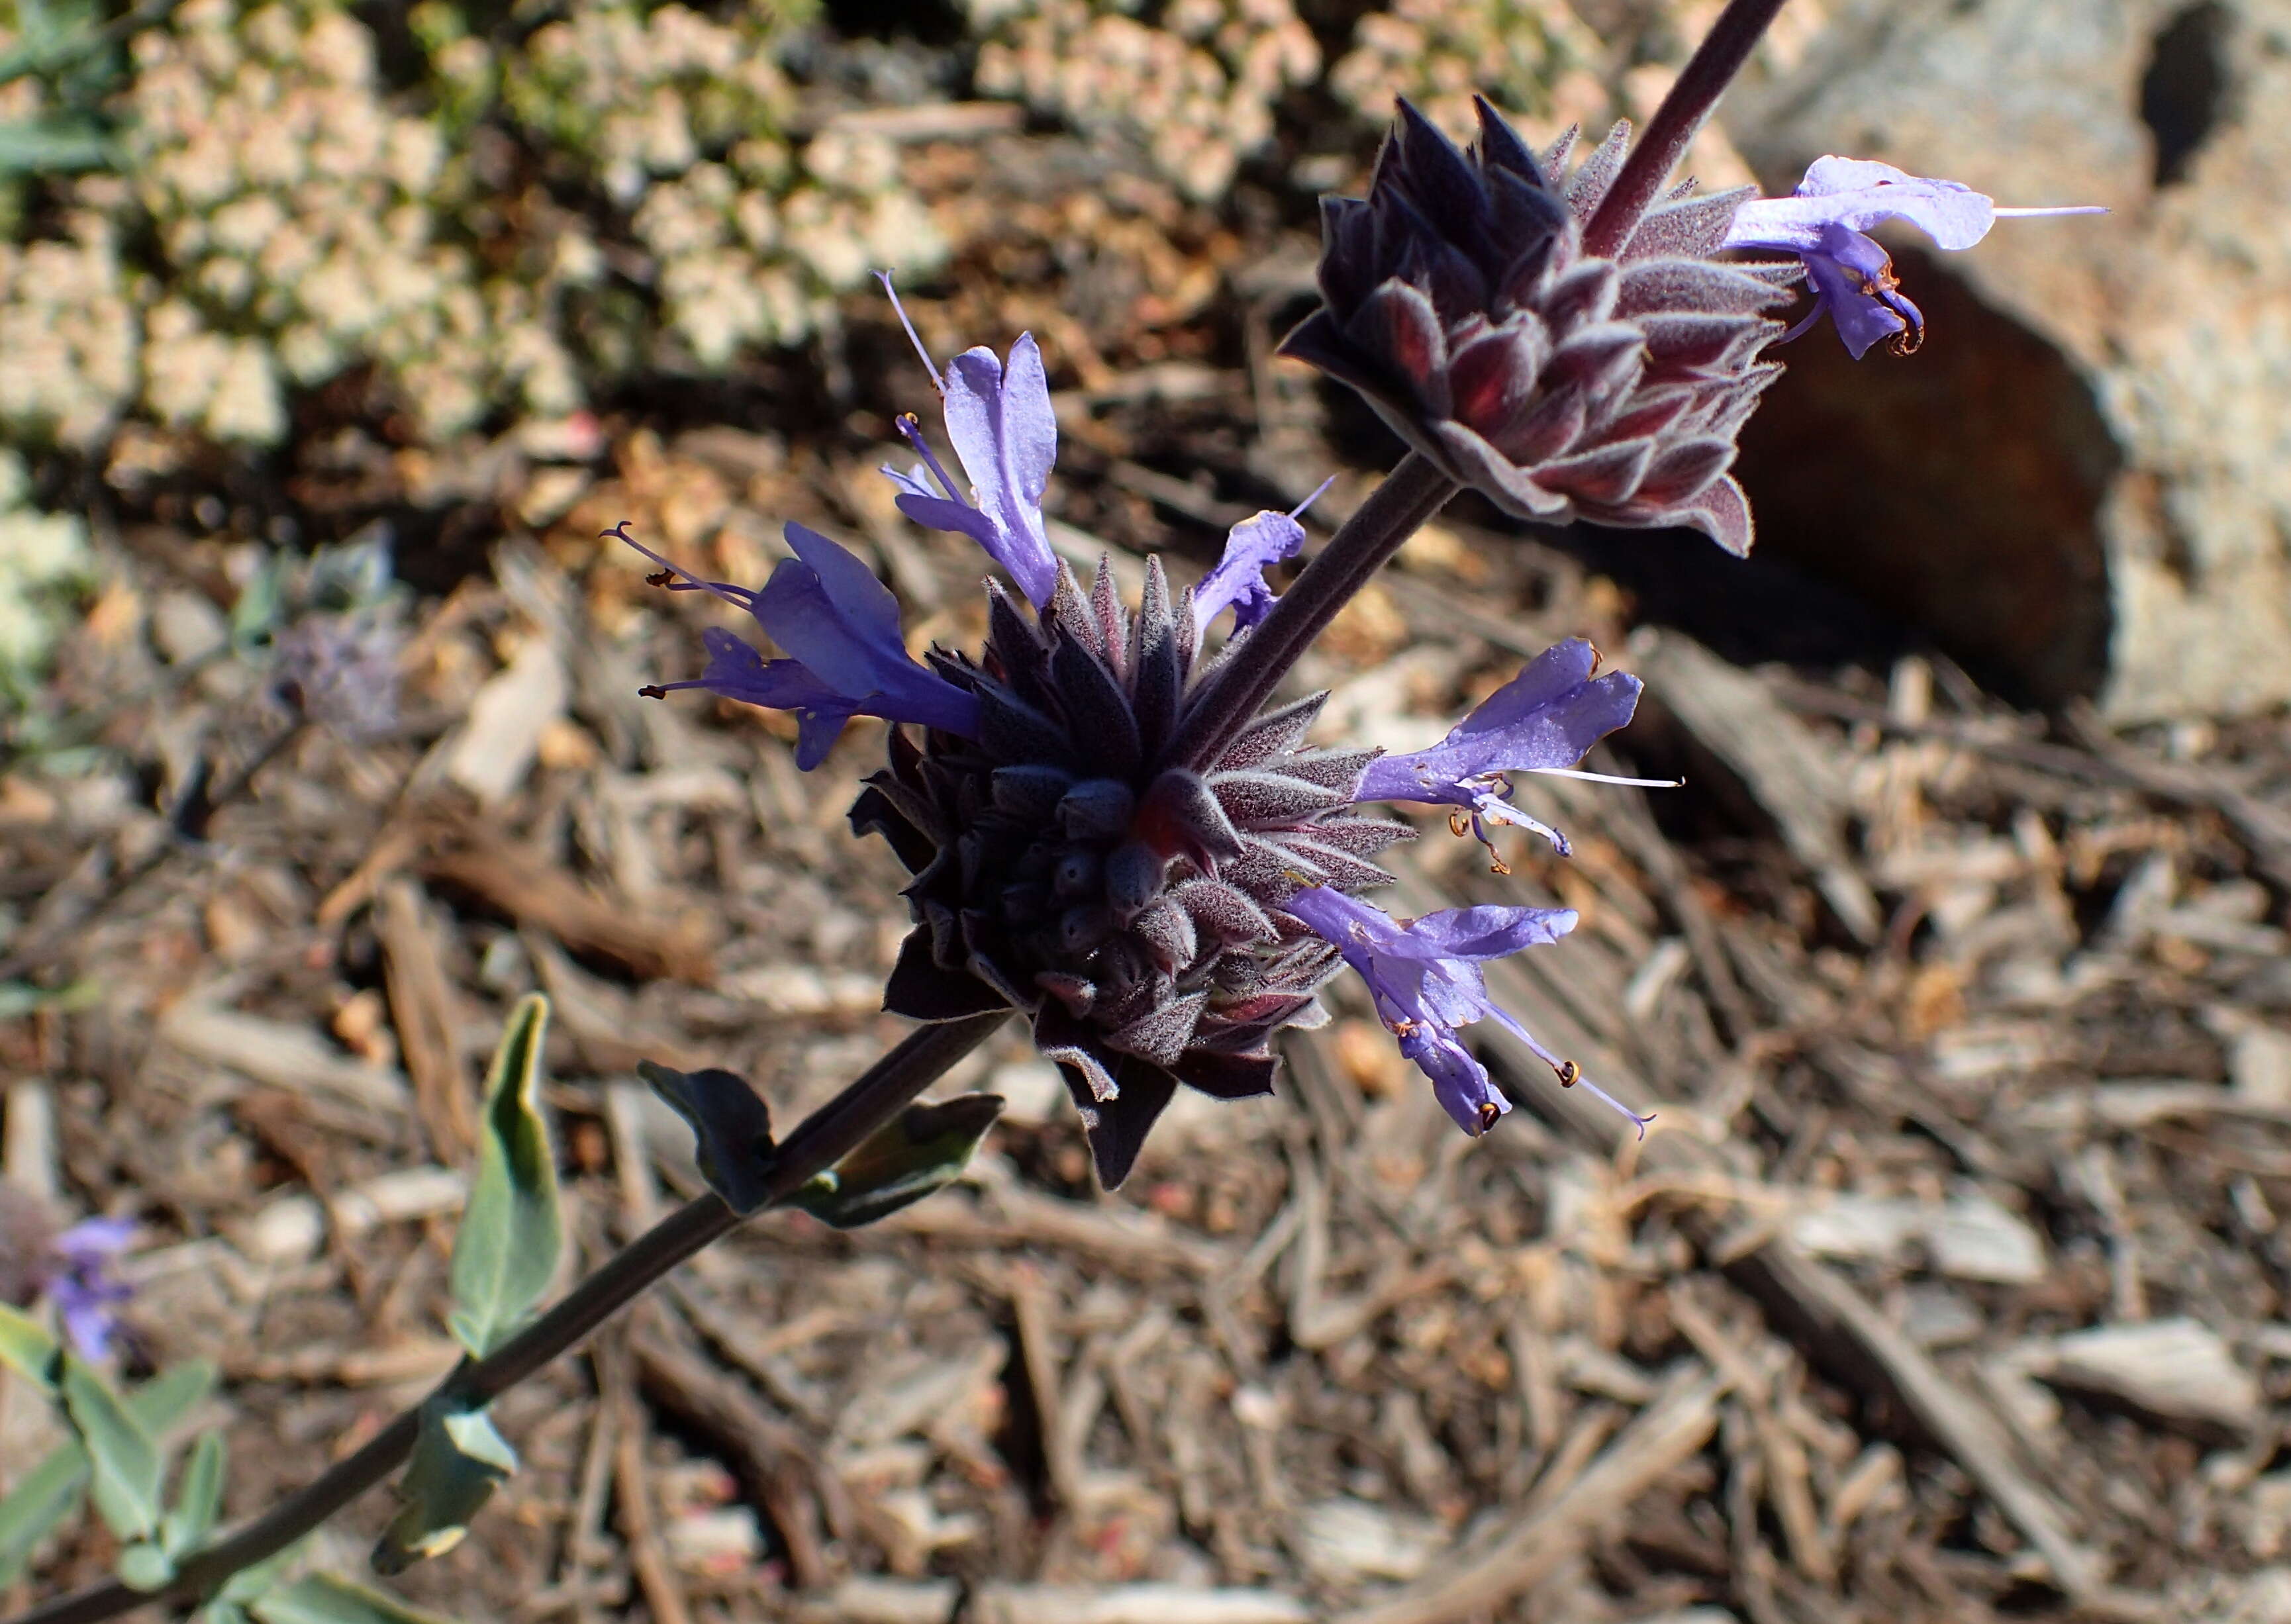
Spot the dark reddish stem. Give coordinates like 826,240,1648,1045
7,1012,1010,1624
1581,0,1791,260
1168,452,1457,775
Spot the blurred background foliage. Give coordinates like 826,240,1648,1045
0,0,1826,719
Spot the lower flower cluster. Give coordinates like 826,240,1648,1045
624,278,1660,1185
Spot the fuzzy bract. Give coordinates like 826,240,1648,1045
850,553,1418,1188
1281,97,1798,556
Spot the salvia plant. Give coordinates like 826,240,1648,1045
0,1,2100,1617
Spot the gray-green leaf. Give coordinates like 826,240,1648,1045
790,1094,1005,1229
0,1361,215,1587
638,1060,774,1214
0,1449,84,1587
371,1402,516,1576
0,117,111,173
446,993,561,1357
0,1302,60,1393
117,1541,174,1592
162,1430,226,1556
62,1357,163,1542
251,1572,457,1624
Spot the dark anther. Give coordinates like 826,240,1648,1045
637,684,668,700
1557,1059,1581,1087
646,569,675,588
1477,1101,1503,1132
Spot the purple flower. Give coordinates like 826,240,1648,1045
877,273,1061,608
46,1217,136,1361
1354,639,1666,861
1723,156,2105,358
615,521,981,769
1188,477,1334,651
273,611,403,741
1283,884,1651,1137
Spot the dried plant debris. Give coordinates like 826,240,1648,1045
3,9,2290,1621
7,448,2290,1624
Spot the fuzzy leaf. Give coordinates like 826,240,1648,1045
447,994,561,1357
0,1365,215,1586
162,1431,226,1557
372,1402,517,1576
638,1061,775,1216
253,1573,458,1624
0,116,109,173
0,1303,59,1392
0,1450,83,1587
117,1541,174,1592
790,1095,1004,1229
62,1357,162,1542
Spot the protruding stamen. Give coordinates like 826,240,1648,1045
605,522,759,611
876,270,945,394
1291,473,1339,521
894,411,971,509
1530,765,1683,788
1992,205,2111,220
1553,1056,1654,1139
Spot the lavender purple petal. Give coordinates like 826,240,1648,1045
1191,510,1305,647
1280,883,1648,1137
1354,638,1645,854
47,1217,136,1361
877,273,1061,606
618,522,981,769
1726,157,2103,357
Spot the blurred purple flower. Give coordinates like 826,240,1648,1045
616,520,981,769
1724,157,2105,358
1282,884,1651,1137
47,1217,136,1361
1189,477,1336,651
273,612,403,741
877,274,1061,608
1355,638,1667,860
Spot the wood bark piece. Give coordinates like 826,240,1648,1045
1628,628,1882,944
792,1579,1313,1624
606,1331,695,1624
1725,1241,2110,1603
375,876,474,1160
158,1000,411,1114
1330,1365,1724,1624
418,809,714,983
2035,1318,2263,1445
630,1315,836,1590
1451,946,2124,1608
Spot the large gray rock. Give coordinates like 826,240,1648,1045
1728,0,2291,718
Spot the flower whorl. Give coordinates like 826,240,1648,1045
850,556,1413,1188
1280,98,1800,555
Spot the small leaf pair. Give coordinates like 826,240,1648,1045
640,1059,1003,1229
0,1360,212,1587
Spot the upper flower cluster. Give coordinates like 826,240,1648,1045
1282,98,1797,557
624,281,1656,1183
1279,99,2103,555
